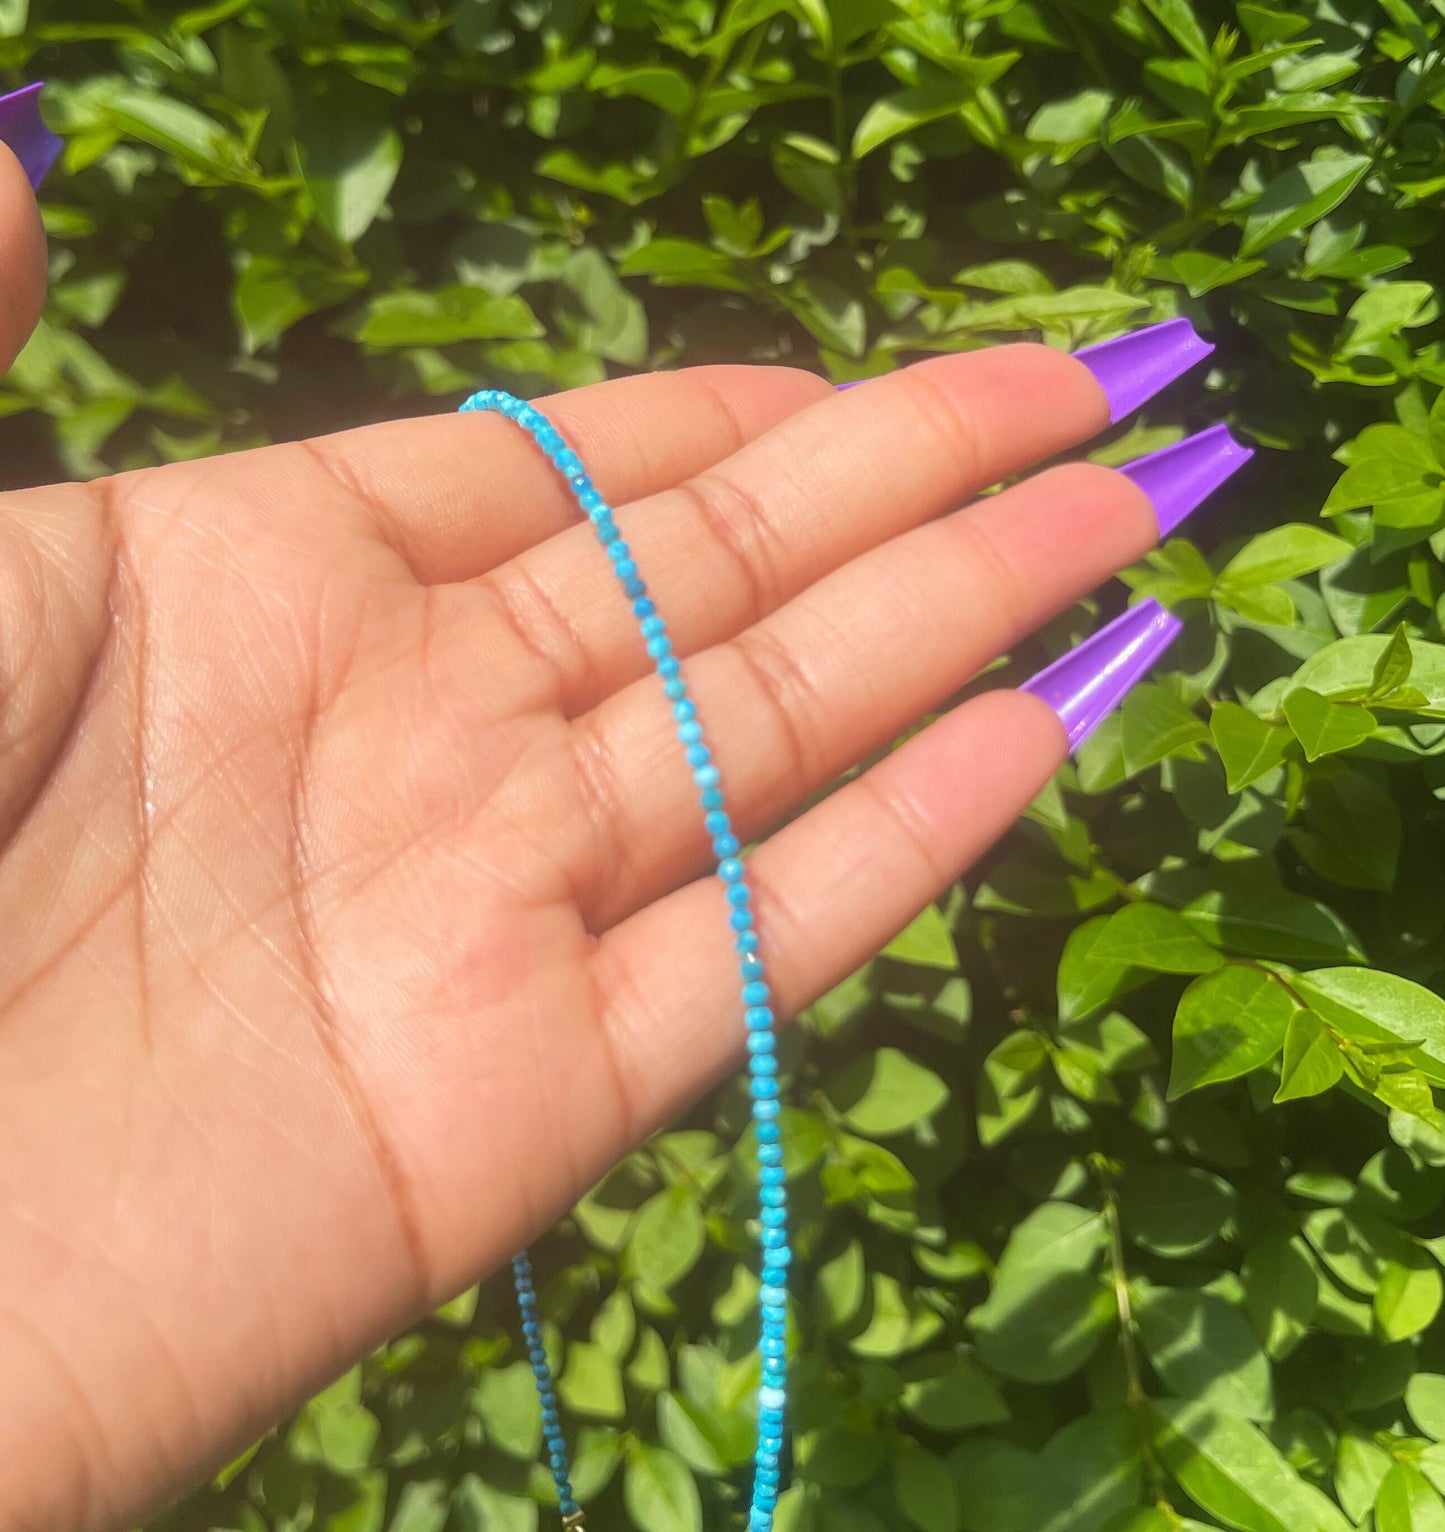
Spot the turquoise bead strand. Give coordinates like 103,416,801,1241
460,388,790,1530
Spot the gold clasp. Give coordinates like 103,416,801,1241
562,1513,586,1530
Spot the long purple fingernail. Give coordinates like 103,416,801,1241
1020,599,1184,751
1121,422,1253,536
1075,318,1214,424
0,83,61,190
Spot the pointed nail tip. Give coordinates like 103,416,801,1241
1020,599,1183,753
1122,423,1256,537
1076,317,1215,424
0,81,60,189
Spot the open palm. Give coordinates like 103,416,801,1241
0,152,1159,1531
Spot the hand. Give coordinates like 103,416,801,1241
0,153,1165,1528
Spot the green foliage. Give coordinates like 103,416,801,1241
6,0,1433,1525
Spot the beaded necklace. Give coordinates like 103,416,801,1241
460,389,789,1531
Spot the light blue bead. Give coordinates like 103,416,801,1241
634,597,656,621
664,677,686,700
624,575,646,598
745,1006,774,1029
760,1284,786,1307
761,1314,786,1337
700,787,724,811
713,833,741,858
730,908,754,931
741,954,764,980
640,615,666,640
606,538,629,563
594,519,618,544
677,700,699,724
718,857,744,882
751,1053,777,1075
756,1120,780,1143
704,808,729,833
761,1336,785,1360
761,1225,785,1248
743,980,769,1005
727,882,752,906
760,1163,785,1185
615,558,639,580
694,763,720,788
761,1265,785,1288
761,1206,786,1228
750,1076,778,1100
686,744,711,768
761,1184,785,1207
659,654,681,677
758,1384,787,1411
678,720,703,744
746,1030,775,1053
580,487,605,514
736,930,760,953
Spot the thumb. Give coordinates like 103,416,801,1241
0,83,55,374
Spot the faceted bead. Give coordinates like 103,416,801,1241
606,539,630,563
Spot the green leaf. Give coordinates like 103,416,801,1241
1334,1434,1393,1523
1210,702,1294,792
1275,1009,1346,1101
296,93,403,243
1377,1463,1445,1532
234,255,368,353
900,1354,1009,1432
892,1442,962,1532
1220,525,1353,587
624,1445,702,1532
1409,1375,1445,1439
1135,1287,1274,1420
1141,0,1211,62
1057,915,1148,1022
1293,771,1402,892
1282,688,1377,761
825,1047,951,1135
1122,1163,1235,1258
348,287,544,347
1092,903,1225,975
882,905,959,970
1369,626,1415,699
475,1363,543,1458
630,1186,707,1291
1374,1255,1443,1342
1241,1234,1319,1359
1169,966,1296,1097
1030,1410,1143,1532
1150,1399,1353,1532
1293,968,1445,1081
1239,153,1372,257
558,1342,626,1422
1121,683,1210,772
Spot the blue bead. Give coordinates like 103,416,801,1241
730,908,755,932
746,1030,775,1053
678,720,703,745
762,1336,785,1360
606,538,629,562
741,954,765,980
745,1006,773,1029
686,744,711,768
756,1120,780,1143
727,882,752,906
760,1163,785,1185
615,558,639,580
713,833,741,858
555,449,581,474
641,615,667,640
633,598,656,620
761,1185,785,1207
759,1144,784,1168
623,575,646,598
761,1225,785,1248
743,981,770,1006
677,700,699,724
580,487,605,514
750,1076,778,1100
664,677,686,700
594,519,618,544
761,1265,786,1288
761,1206,786,1229
751,1053,777,1076
694,763,720,788
704,808,728,833
736,930,760,953
532,1362,550,1380
772,1244,793,1266
717,857,743,883
760,1283,786,1307
659,655,681,678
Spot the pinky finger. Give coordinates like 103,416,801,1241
590,689,1067,1137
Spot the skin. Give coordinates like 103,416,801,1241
0,145,1159,1531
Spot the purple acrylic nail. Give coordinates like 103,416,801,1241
1075,318,1214,424
1020,599,1184,751
0,83,61,190
1121,422,1254,537
835,380,865,390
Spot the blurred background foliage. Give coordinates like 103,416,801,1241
11,0,1445,1526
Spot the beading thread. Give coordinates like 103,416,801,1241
460,389,790,1530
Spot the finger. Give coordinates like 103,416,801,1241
0,143,46,373
301,365,831,584
589,688,1063,1137
479,344,1109,714
567,460,1153,926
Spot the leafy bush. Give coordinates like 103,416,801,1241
14,0,1445,1526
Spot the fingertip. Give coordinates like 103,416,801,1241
0,141,46,372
